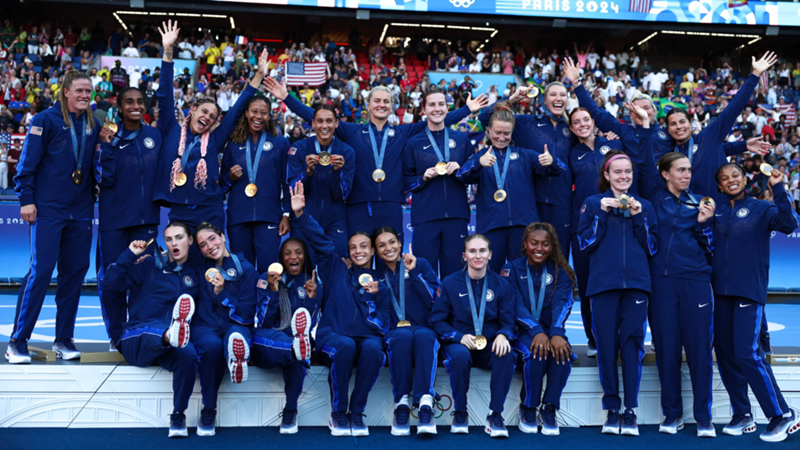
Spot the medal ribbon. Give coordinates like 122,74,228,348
385,260,406,323
465,273,488,337
246,131,268,186
313,136,335,154
154,248,184,273
492,148,512,192
677,136,694,165
425,127,449,163
69,115,88,174
110,122,144,147
527,264,548,323
218,253,244,281
367,125,390,172
180,135,201,173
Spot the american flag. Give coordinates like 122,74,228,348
285,62,327,87
629,0,651,13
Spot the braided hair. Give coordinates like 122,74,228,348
520,222,577,295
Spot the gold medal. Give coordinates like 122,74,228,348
372,169,386,183
700,196,716,207
493,189,507,202
760,163,773,176
103,122,118,134
358,273,373,286
245,183,258,197
319,152,332,166
72,170,82,185
618,194,631,210
267,262,284,275
474,335,488,350
145,238,155,249
205,268,219,282
526,87,540,99
435,161,448,176
175,172,187,186
397,320,411,327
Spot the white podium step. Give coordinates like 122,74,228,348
2,363,799,428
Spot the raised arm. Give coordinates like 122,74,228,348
766,171,800,234
156,21,179,133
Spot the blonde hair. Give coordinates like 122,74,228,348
488,100,515,129
366,86,394,121
58,70,95,130
543,81,569,121
629,91,657,123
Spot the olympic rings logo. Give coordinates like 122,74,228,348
410,394,453,419
449,0,475,8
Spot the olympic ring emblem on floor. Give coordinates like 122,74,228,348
410,394,453,419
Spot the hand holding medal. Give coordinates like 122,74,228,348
697,197,715,223
100,122,117,144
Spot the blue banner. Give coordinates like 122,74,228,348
214,0,800,27
99,56,196,78
426,72,516,97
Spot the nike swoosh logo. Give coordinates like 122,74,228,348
424,144,432,150
578,154,587,160
337,229,345,233
239,146,246,150
459,293,468,297
362,130,370,134
739,303,752,308
520,276,527,279
460,234,466,238
163,270,171,275
63,126,70,130
149,229,156,234
715,214,723,217
699,303,709,308
537,123,547,127
636,300,646,304
268,225,277,229
120,144,130,149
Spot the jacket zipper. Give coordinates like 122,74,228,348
663,201,679,276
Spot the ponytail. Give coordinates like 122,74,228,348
58,70,95,130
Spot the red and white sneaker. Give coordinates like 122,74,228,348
291,308,312,361
227,332,249,384
168,294,195,348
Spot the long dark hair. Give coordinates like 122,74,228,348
229,96,278,143
273,237,314,331
520,222,577,292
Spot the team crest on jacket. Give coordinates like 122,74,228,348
144,137,155,149
510,152,519,160
404,271,410,279
501,268,510,277
388,129,396,137
658,130,668,140
183,276,194,287
561,128,570,137
546,273,553,285
486,289,495,302
297,286,307,299
85,124,93,135
693,144,699,153
736,208,750,218
600,145,611,155
449,139,456,148
264,141,273,151
227,268,237,277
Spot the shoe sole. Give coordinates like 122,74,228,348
602,426,620,435
197,428,215,437
328,420,351,437
518,422,538,434
168,429,188,438
541,427,560,436
761,416,800,443
450,426,469,434
52,345,80,360
621,428,640,436
659,422,684,434
391,426,411,436
723,423,757,436
228,332,249,384
280,424,299,435
291,308,311,361
170,295,195,348
351,429,369,437
697,430,717,438
484,426,508,438
417,424,437,435
5,350,31,364
789,416,800,434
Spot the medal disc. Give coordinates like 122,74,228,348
493,189,507,202
145,238,155,249
267,262,284,275
474,335,488,350
700,196,716,208
205,268,219,282
372,169,386,183
103,122,118,134
72,170,82,185
526,87,540,99
435,161,448,176
618,194,631,210
245,183,258,197
397,320,411,327
358,273,373,286
319,152,332,166
175,172,187,186
760,163,773,176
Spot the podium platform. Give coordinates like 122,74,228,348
2,345,798,429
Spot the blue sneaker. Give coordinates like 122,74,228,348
391,404,411,436
723,414,756,436
329,411,351,437
518,404,538,434
539,403,559,436
350,413,369,437
485,412,508,438
52,339,81,360
697,419,716,438
168,412,188,438
417,405,437,435
450,411,469,434
602,409,620,435
760,411,800,443
197,407,216,436
280,408,298,435
5,340,30,364
659,416,684,434
621,409,639,436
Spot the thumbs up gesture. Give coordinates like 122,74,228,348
538,144,553,166
480,146,497,167
403,244,417,272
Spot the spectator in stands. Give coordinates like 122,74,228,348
108,27,123,56
122,41,140,58
109,60,127,94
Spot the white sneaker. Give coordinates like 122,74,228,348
52,339,81,360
